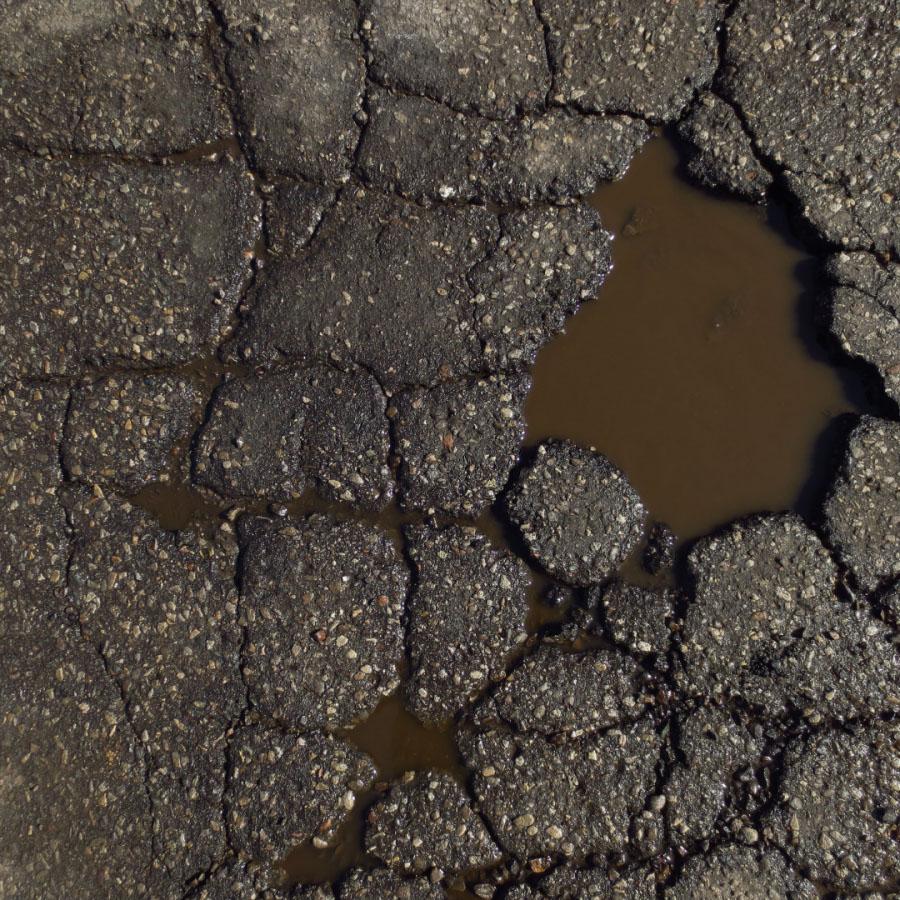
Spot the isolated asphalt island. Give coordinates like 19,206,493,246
0,1,898,898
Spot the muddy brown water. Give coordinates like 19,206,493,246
127,134,873,892
526,136,865,540
282,695,472,889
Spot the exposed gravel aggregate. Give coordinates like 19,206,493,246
0,381,69,621
677,92,773,202
66,491,244,745
681,513,900,718
522,864,656,898
826,254,899,407
822,416,900,593
365,770,502,875
719,0,898,255
193,367,392,506
66,490,244,885
541,0,720,120
230,187,497,390
470,206,612,372
0,0,229,156
506,440,647,586
486,643,651,736
239,514,407,731
595,580,677,661
405,524,531,725
294,887,335,900
0,0,897,894
63,374,204,492
363,0,550,119
663,706,762,846
461,720,661,859
188,857,291,899
667,845,816,899
232,190,613,390
219,0,365,182
226,725,377,860
0,384,156,898
767,722,900,891
0,154,261,383
359,89,649,205
339,868,442,899
394,374,530,517
0,617,155,899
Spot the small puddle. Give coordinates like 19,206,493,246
525,135,868,540
281,694,470,889
128,481,223,532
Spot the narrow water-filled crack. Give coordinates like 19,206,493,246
0,136,246,169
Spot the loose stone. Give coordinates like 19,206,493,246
641,521,677,575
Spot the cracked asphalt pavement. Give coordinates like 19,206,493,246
0,1,897,898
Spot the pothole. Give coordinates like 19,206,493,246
525,135,873,539
257,134,888,893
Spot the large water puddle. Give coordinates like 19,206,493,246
525,137,866,539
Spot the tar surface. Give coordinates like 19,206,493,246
0,2,897,899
